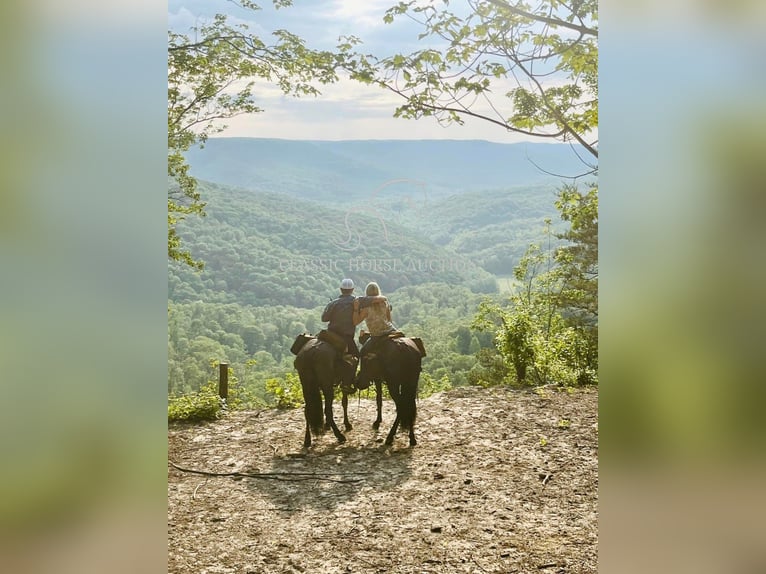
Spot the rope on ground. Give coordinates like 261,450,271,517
169,460,368,483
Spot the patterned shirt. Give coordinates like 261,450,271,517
364,301,396,336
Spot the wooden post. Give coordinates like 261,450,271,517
219,362,229,401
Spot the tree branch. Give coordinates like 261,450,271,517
379,79,568,139
484,0,598,37
515,58,598,158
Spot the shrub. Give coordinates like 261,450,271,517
168,381,224,422
265,372,304,409
419,373,452,397
168,362,258,422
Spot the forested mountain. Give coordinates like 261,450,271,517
170,139,574,403
184,138,588,202
168,180,499,309
413,187,561,276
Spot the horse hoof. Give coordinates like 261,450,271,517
409,439,417,447
372,422,380,430
337,435,347,444
344,423,353,431
385,438,394,446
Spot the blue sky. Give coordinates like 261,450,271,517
168,0,538,143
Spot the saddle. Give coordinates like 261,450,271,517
360,332,426,359
291,331,357,357
392,336,427,358
316,329,348,353
359,330,406,345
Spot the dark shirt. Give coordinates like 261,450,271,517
321,295,383,338
322,294,356,338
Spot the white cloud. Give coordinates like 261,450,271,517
168,7,200,33
199,69,593,143
316,0,393,29
211,79,542,144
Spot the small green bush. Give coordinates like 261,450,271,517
265,372,304,409
419,373,452,398
168,362,257,422
168,381,223,422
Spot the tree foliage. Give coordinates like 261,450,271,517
168,281,499,403
168,1,347,267
554,183,598,325
346,0,598,163
473,188,598,387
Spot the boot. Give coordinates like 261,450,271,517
340,353,357,394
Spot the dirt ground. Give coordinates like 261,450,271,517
168,386,598,573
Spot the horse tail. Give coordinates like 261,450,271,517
398,377,418,431
303,380,324,436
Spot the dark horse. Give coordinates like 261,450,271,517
356,336,425,446
292,335,357,448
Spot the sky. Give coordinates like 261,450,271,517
167,0,553,143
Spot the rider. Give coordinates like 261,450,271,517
321,278,387,393
353,281,398,359
322,278,360,360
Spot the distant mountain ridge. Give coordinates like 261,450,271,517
184,138,588,202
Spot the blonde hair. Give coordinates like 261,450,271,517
365,282,381,296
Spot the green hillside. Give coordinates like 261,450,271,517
168,283,496,401
168,181,498,309
420,187,562,275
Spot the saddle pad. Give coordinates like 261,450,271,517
394,336,426,357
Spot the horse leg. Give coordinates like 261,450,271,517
385,413,400,446
384,382,401,445
373,380,383,430
298,369,322,449
401,378,418,447
323,387,346,444
342,391,352,431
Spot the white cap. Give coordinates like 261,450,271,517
340,278,354,290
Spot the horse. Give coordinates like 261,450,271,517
355,335,426,446
292,334,358,448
